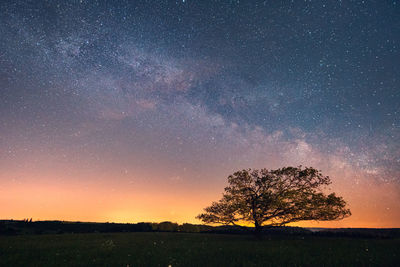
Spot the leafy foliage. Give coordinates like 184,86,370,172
197,167,351,230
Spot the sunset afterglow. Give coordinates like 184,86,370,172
1,1,399,228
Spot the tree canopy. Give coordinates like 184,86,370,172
197,167,351,233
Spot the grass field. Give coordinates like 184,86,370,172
0,232,399,266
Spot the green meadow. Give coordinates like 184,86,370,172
1,232,399,266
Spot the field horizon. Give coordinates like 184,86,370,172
2,219,400,239
2,219,400,230
2,219,399,266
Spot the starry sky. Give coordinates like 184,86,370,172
1,0,399,227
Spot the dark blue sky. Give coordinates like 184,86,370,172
0,0,399,225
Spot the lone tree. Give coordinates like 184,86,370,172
197,166,351,235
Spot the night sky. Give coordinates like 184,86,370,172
1,0,399,227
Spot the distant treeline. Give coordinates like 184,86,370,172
1,220,399,238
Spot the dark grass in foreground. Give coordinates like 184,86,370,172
1,232,399,266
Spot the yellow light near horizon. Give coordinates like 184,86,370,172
1,168,399,228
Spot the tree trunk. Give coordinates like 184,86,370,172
254,220,262,238
252,199,262,238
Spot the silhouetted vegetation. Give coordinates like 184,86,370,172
1,220,399,239
198,167,351,236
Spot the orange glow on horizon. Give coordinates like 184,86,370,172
1,168,399,228
1,0,399,232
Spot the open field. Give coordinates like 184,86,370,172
0,232,399,266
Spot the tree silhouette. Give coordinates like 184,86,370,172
197,166,351,235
